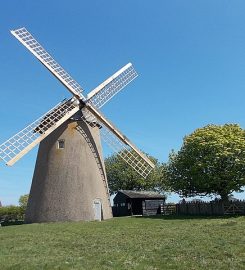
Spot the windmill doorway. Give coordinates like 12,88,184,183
93,199,102,221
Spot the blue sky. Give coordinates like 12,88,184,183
0,1,244,205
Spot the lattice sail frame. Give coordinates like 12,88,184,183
100,127,153,178
0,100,79,166
11,28,85,99
87,63,138,109
81,107,154,178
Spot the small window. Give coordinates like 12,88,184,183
57,139,65,149
120,203,126,207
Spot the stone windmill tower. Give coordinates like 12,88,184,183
0,28,155,223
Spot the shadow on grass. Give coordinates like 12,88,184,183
1,220,24,226
133,214,243,220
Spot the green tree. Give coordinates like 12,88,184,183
105,152,166,194
19,194,29,210
166,124,245,201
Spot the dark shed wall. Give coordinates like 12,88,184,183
113,192,128,205
113,193,131,216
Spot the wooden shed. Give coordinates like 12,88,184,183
113,190,166,217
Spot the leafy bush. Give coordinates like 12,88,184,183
0,205,24,222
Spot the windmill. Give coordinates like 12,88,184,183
0,28,155,223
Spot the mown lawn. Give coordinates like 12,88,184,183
0,216,244,270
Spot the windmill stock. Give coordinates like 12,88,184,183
0,27,155,223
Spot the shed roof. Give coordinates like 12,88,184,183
118,190,165,199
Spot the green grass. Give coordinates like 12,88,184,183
0,216,244,270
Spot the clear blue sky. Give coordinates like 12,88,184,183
0,1,244,205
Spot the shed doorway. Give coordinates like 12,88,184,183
132,199,143,215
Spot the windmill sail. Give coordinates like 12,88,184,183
10,27,155,178
100,125,154,178
83,105,155,178
11,28,85,100
87,63,138,109
0,100,79,166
